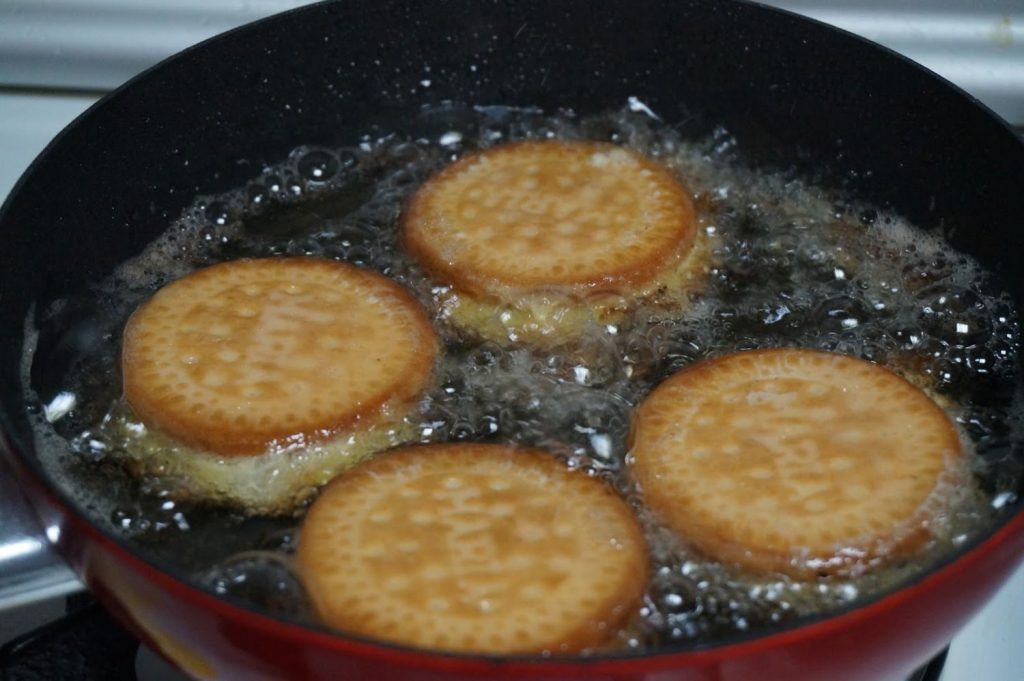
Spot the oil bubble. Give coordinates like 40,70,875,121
264,174,283,194
199,552,312,621
31,102,1023,654
247,183,268,206
297,149,341,183
204,201,231,226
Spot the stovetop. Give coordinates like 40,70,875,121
1,1,1022,679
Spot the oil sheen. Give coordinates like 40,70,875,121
23,103,1024,654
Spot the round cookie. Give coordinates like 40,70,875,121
296,443,649,654
122,257,437,455
401,140,705,343
628,348,963,577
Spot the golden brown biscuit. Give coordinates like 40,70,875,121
402,140,706,343
629,348,963,577
118,257,438,512
296,443,649,654
123,257,437,455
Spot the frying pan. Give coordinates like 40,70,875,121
2,0,1024,679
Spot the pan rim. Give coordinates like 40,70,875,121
2,0,1024,671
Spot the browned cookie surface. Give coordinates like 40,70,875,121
402,140,696,297
296,443,649,654
122,257,437,455
629,348,963,576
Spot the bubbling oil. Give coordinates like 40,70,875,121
24,103,1024,654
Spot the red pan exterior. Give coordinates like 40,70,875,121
8,436,1024,681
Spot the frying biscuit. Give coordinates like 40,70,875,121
402,140,706,343
629,348,963,577
119,257,438,512
106,398,416,514
296,443,649,654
